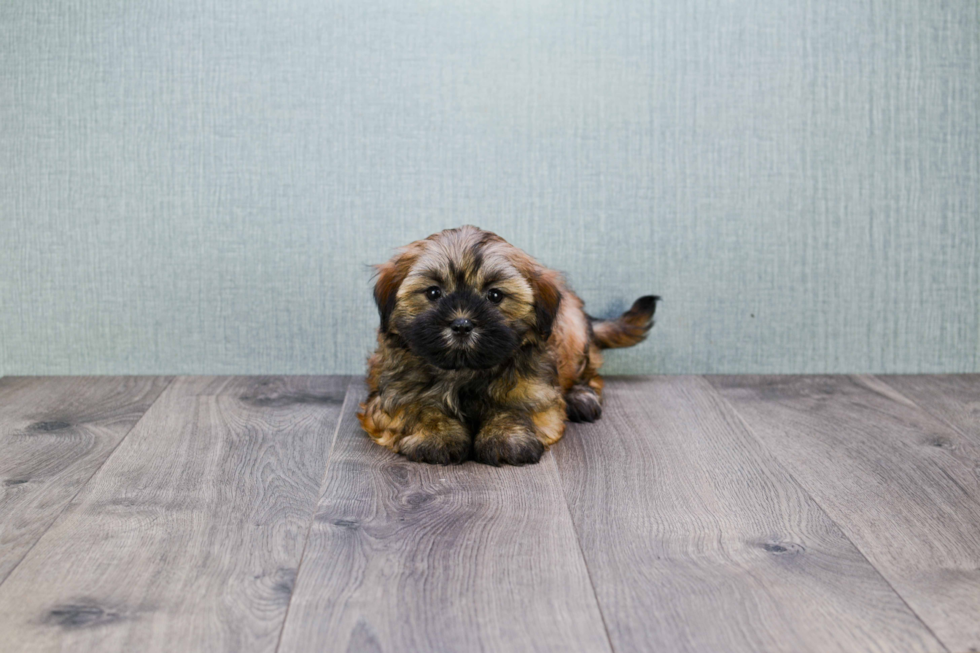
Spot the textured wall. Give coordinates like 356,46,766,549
1,0,978,375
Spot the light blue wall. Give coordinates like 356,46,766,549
1,0,978,375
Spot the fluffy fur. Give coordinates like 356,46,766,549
357,225,658,466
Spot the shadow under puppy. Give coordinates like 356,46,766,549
357,225,658,466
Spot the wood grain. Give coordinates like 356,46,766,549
0,376,172,585
875,375,980,441
0,376,349,653
277,379,612,653
710,375,980,653
555,376,944,653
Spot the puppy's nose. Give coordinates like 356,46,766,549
450,317,474,336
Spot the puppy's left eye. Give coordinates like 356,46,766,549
425,286,442,301
486,288,504,304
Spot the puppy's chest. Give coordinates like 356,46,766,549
449,378,493,434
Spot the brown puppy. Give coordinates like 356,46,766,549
357,225,658,466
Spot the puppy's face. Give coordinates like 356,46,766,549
372,227,561,370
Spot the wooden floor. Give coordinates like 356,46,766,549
1,376,978,652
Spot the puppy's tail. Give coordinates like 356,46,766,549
590,296,660,349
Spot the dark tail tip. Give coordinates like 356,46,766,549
629,295,661,316
592,294,661,349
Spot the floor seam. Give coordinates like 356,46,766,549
549,451,618,653
872,374,978,443
273,376,357,653
703,375,952,653
0,375,178,590
861,373,980,514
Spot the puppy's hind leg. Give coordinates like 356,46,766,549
565,340,605,423
565,383,602,423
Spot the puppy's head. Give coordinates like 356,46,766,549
372,226,562,370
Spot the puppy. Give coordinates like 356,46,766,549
357,225,658,466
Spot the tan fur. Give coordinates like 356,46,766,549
357,225,656,465
591,295,659,349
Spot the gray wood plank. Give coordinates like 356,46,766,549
555,376,944,653
0,375,350,653
277,379,612,653
876,375,980,441
0,376,172,585
709,374,980,653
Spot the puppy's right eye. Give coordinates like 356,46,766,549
425,286,442,301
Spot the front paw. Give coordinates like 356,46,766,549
473,421,545,466
398,431,471,465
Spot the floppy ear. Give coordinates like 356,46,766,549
373,261,402,334
527,268,562,340
372,247,418,333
